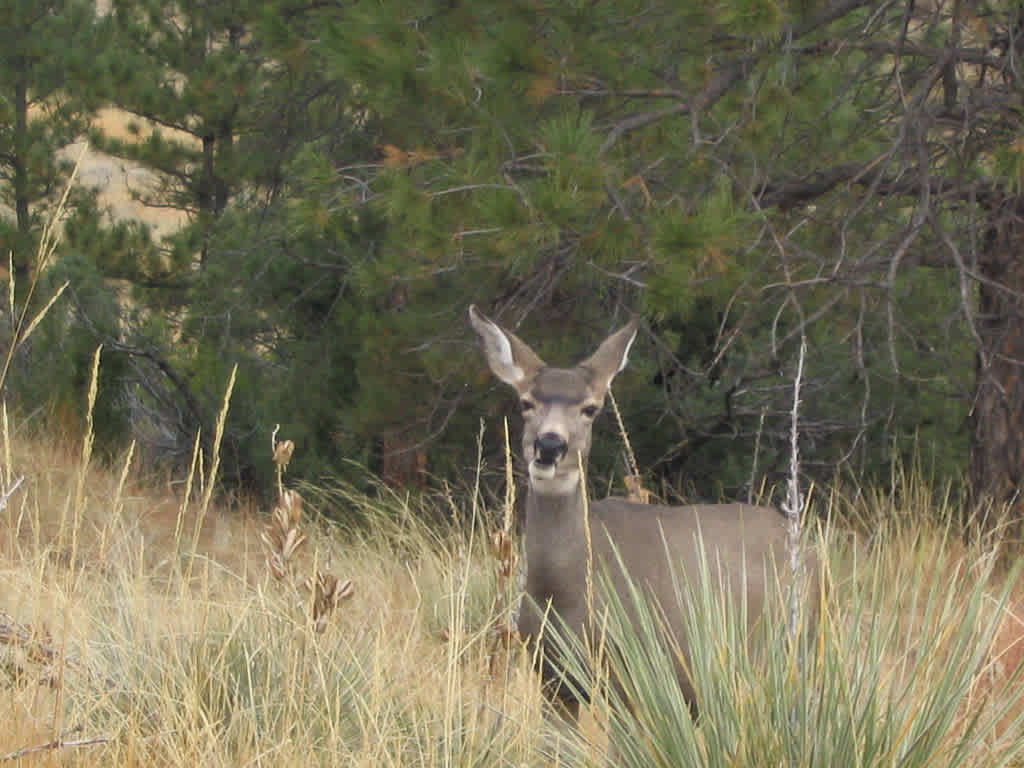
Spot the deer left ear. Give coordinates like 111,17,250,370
469,305,546,388
580,317,639,394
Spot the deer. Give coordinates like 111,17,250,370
468,304,816,722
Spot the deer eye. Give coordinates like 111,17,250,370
581,404,599,418
520,399,535,413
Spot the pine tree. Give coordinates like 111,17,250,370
60,0,1024,528
101,0,264,266
256,0,882,494
0,0,104,278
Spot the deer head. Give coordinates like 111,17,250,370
469,305,638,495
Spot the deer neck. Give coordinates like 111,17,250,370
524,470,591,605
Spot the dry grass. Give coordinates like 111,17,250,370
0,363,1021,765
817,480,1024,746
0,399,564,767
1,408,1022,766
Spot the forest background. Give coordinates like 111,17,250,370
4,0,1024,535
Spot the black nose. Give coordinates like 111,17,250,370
534,433,568,466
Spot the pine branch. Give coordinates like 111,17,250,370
599,0,874,154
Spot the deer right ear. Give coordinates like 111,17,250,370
579,317,639,394
469,305,545,388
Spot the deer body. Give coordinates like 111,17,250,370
469,305,809,715
521,494,789,708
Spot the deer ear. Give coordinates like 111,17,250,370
580,317,639,393
469,305,545,388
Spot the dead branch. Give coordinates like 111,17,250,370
0,727,111,762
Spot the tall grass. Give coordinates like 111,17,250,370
3,382,1022,766
0,372,557,765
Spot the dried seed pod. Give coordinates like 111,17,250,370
273,439,295,469
306,572,355,633
491,529,515,562
279,489,303,525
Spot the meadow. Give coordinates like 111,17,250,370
2,374,1023,766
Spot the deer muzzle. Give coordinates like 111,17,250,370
534,432,568,467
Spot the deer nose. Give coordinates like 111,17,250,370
534,433,568,466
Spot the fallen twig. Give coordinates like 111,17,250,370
1,726,111,761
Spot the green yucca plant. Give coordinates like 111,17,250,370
544,524,1024,768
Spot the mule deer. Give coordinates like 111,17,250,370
469,305,814,718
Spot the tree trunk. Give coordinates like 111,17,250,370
198,133,216,267
214,120,232,216
971,195,1024,542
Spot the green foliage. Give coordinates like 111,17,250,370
6,0,1020,512
992,128,1024,194
15,239,131,451
0,0,107,272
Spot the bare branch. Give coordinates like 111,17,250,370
1,727,111,762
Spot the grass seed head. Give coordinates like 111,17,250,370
490,529,518,579
305,572,354,633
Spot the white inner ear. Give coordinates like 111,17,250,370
602,327,637,389
490,327,524,384
617,328,637,374
474,316,525,386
